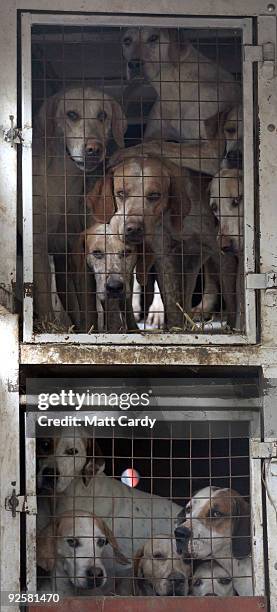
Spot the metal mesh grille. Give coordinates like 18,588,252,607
36,419,253,597
30,25,244,335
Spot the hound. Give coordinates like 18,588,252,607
133,535,190,596
122,28,240,142
31,86,127,326
209,168,243,328
174,486,253,596
221,105,243,170
87,155,238,328
36,427,182,561
71,219,152,331
209,168,243,255
37,511,128,596
192,561,236,596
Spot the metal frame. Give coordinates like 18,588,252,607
26,405,265,598
21,12,256,344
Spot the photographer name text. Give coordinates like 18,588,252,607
37,414,156,429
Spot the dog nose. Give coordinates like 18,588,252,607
106,277,124,296
85,142,103,159
41,467,59,487
167,571,185,596
128,59,143,74
125,224,144,243
86,566,104,589
225,148,243,169
220,236,235,254
175,525,191,555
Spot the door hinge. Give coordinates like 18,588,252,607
251,440,277,459
2,115,32,148
244,43,275,77
5,490,37,516
246,271,277,290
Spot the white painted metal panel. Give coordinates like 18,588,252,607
0,4,17,311
0,311,20,612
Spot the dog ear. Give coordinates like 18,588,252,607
70,230,86,278
136,247,155,286
133,547,144,577
34,92,61,139
232,493,251,559
168,172,191,234
86,175,116,223
37,522,57,572
110,99,128,148
99,520,130,565
167,29,190,65
82,438,106,486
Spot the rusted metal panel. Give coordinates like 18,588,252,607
30,596,267,612
19,343,272,366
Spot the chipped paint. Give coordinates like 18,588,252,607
20,343,275,367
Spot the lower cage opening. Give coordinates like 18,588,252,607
35,418,254,598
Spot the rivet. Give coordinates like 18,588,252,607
267,3,276,11
267,124,275,132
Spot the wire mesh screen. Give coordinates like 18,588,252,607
36,419,253,598
31,25,243,334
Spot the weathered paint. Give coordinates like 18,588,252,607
30,596,267,612
257,15,277,348
0,4,17,310
19,343,275,366
0,311,20,612
13,0,277,17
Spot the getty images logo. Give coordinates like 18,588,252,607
37,389,152,411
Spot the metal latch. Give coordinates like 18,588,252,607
246,271,277,290
5,489,37,516
251,440,277,459
2,115,32,148
3,115,23,147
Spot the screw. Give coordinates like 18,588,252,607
267,124,275,132
267,3,276,11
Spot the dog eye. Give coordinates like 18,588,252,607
67,111,79,122
193,578,202,587
148,34,159,44
97,110,107,122
67,538,80,548
116,191,125,200
219,577,232,585
123,37,132,46
40,439,52,452
153,552,166,560
225,127,236,135
92,249,105,259
210,201,218,213
231,196,242,208
147,192,161,202
97,537,108,548
119,249,132,258
185,506,191,515
65,448,79,456
210,509,224,518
